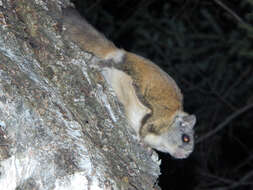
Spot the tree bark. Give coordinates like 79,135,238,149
0,0,160,190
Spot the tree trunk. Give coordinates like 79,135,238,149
0,0,160,189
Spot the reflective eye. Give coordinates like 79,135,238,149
182,134,190,143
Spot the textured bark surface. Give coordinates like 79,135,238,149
0,0,160,190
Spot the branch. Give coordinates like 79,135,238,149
212,0,246,25
197,103,253,143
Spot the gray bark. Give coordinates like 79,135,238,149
0,0,160,190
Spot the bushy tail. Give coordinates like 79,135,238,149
62,7,117,59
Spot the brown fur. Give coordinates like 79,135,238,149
62,8,117,58
122,53,183,136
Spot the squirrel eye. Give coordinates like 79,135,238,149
182,134,190,143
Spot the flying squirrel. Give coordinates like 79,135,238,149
62,8,196,159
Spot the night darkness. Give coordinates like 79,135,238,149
71,0,253,189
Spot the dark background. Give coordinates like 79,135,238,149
71,0,253,189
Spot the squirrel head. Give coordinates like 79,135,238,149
143,111,196,159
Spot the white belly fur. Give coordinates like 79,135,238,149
102,67,151,134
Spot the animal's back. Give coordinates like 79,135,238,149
123,52,183,126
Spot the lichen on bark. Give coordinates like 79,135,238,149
0,0,160,189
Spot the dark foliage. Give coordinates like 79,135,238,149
71,0,253,189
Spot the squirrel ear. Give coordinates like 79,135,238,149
183,115,196,129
